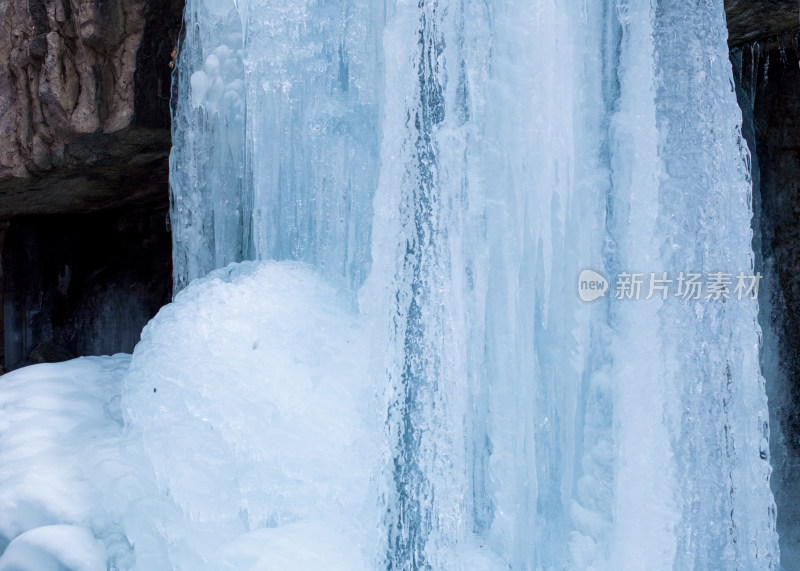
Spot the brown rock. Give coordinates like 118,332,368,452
1,0,144,175
0,0,182,367
725,0,799,46
0,0,182,214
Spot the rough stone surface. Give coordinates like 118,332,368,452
0,0,145,176
29,341,74,363
726,0,799,46
0,126,170,216
0,0,181,366
0,0,182,214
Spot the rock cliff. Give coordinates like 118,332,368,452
0,0,182,215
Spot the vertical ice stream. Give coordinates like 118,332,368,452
652,0,778,566
169,0,247,291
170,0,382,292
167,0,780,568
602,0,682,566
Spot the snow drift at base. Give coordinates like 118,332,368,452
0,262,381,570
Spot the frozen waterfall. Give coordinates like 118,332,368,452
165,0,779,568
0,0,783,569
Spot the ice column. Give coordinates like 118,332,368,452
170,0,382,292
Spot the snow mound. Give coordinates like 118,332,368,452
0,262,377,569
0,525,106,571
122,261,378,567
0,355,146,569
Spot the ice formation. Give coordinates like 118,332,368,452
0,0,783,569
0,264,380,570
123,262,379,569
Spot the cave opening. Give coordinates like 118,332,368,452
1,204,171,370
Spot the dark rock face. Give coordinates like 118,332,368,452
725,0,799,47
0,0,182,366
0,126,170,217
3,205,171,367
29,341,74,363
134,0,184,129
0,0,182,212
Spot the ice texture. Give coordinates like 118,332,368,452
643,1,777,566
0,0,783,569
122,261,379,569
170,0,381,292
169,0,247,291
0,526,107,571
168,0,779,566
